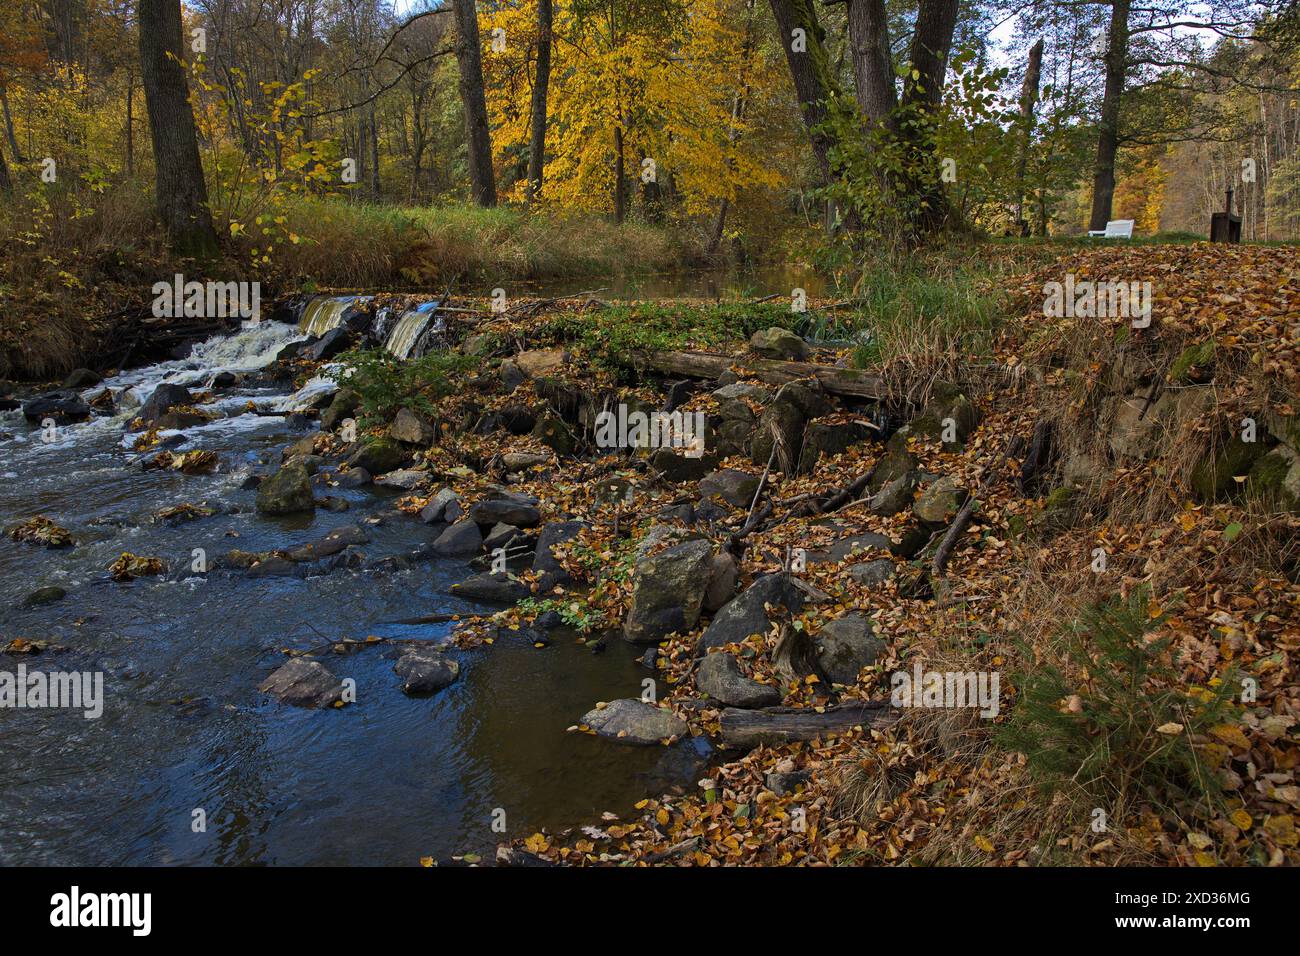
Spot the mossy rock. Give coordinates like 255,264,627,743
1190,436,1265,502
1248,446,1299,510
1167,340,1216,384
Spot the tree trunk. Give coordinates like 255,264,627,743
138,0,219,259
767,0,836,187
452,0,496,207
1089,0,1131,232
899,0,960,233
707,197,729,255
719,702,898,749
846,0,896,124
1,88,25,163
526,0,553,204
1013,38,1044,227
369,108,381,198
613,125,625,223
0,139,12,194
125,70,135,177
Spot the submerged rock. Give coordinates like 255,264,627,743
433,519,483,557
394,645,460,696
259,658,345,708
22,390,91,426
580,699,688,745
256,461,315,515
137,383,192,426
450,571,529,604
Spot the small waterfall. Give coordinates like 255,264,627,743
384,302,444,360
299,295,371,337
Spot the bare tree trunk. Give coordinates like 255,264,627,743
613,125,625,223
1013,38,1044,228
126,70,135,177
846,0,896,124
707,197,730,254
899,0,960,233
1,88,24,163
1089,0,1131,232
138,0,219,259
0,139,12,194
526,0,553,204
369,108,381,198
452,0,496,207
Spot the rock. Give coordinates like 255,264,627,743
703,551,738,613
1191,435,1265,502
483,522,522,551
870,470,917,516
302,326,350,361
433,519,483,557
775,380,835,419
317,495,350,513
499,360,526,392
699,468,761,508
712,382,772,403
580,699,688,745
913,476,967,525
461,333,494,356
807,532,893,565
374,468,426,490
531,413,575,456
255,461,315,515
515,348,568,378
321,388,360,430
750,396,806,471
283,454,323,476
651,447,715,483
259,659,344,708
287,524,369,561
394,645,460,696
799,421,870,472
766,770,811,795
848,559,896,587
390,407,436,445
1062,452,1104,486
1249,444,1300,510
23,585,67,606
533,520,587,592
912,383,980,447
815,612,885,685
211,371,238,388
502,451,550,473
450,571,529,604
339,467,371,488
696,651,782,708
623,539,715,644
62,368,101,388
23,390,92,425
749,327,808,361
282,434,317,461
419,487,459,523
698,572,805,653
470,497,541,528
890,527,931,559
499,405,536,436
346,437,408,475
136,383,192,425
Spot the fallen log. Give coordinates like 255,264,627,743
631,350,886,400
719,701,899,750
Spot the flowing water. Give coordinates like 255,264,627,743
0,321,706,865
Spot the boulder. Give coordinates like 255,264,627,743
450,571,530,604
502,451,550,473
1191,435,1265,502
815,613,885,685
321,388,360,430
1248,444,1300,511
255,461,315,515
23,392,92,426
259,659,344,708
698,572,805,653
913,476,967,526
62,368,101,388
533,520,587,592
703,551,738,613
848,559,896,588
651,448,715,483
623,539,715,644
911,384,980,447
749,327,808,361
433,519,483,557
808,532,893,565
137,383,192,425
870,471,917,516
499,360,526,392
750,396,806,471
799,421,871,472
394,645,460,696
470,497,541,528
419,488,459,524
346,437,408,475
699,468,761,508
374,468,426,491
531,413,575,456
390,407,436,445
713,382,772,403
580,699,688,745
339,467,371,488
302,326,350,361
515,348,568,378
483,522,522,551
697,651,782,708
287,524,369,561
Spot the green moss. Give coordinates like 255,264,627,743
1044,486,1075,509
1190,436,1265,502
1167,340,1215,384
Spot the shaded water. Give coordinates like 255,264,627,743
0,322,704,865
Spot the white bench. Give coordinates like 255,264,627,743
1088,219,1134,239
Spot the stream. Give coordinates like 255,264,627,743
0,316,708,865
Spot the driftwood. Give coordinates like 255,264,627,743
719,701,899,750
771,620,826,687
632,349,886,400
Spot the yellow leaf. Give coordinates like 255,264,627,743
973,835,994,853
1229,809,1253,830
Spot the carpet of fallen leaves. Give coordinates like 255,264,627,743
377,245,1298,867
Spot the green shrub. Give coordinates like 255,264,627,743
337,348,474,427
